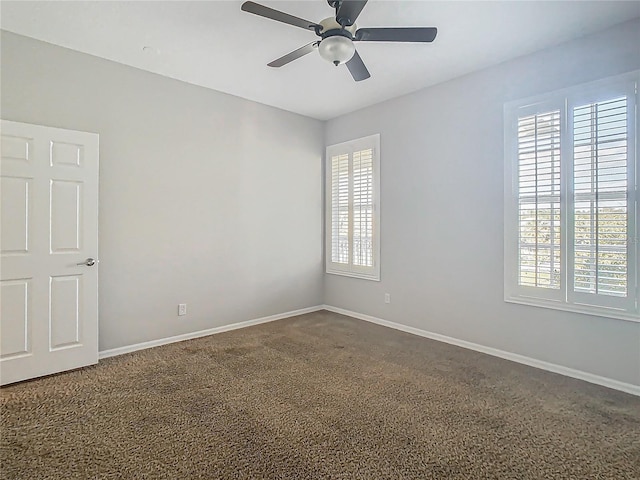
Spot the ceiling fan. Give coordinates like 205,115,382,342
240,0,438,81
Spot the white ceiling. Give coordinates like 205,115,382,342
2,1,639,120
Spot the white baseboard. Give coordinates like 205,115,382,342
99,305,324,360
323,305,640,397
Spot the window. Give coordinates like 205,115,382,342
326,134,380,280
504,72,639,321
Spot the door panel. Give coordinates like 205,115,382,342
50,141,83,168
1,135,31,164
50,180,82,252
49,275,81,349
0,279,30,358
0,120,98,385
1,176,30,254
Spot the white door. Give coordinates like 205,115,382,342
0,120,99,385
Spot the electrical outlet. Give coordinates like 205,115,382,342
384,293,391,304
178,304,187,316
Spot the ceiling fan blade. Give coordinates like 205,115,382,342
346,50,370,82
241,1,319,31
336,0,368,27
355,27,438,43
268,42,318,68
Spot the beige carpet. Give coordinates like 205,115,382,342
1,310,639,479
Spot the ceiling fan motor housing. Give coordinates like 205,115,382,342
318,17,357,37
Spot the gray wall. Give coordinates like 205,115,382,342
1,31,324,351
324,19,640,386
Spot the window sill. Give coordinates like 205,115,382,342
505,295,640,323
326,269,380,282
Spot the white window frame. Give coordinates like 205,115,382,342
325,134,381,281
504,72,639,322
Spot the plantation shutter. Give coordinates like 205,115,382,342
326,134,380,280
570,94,635,310
505,73,638,320
353,148,374,267
517,110,562,290
331,153,349,264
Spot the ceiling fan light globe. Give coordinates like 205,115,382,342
318,36,355,66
